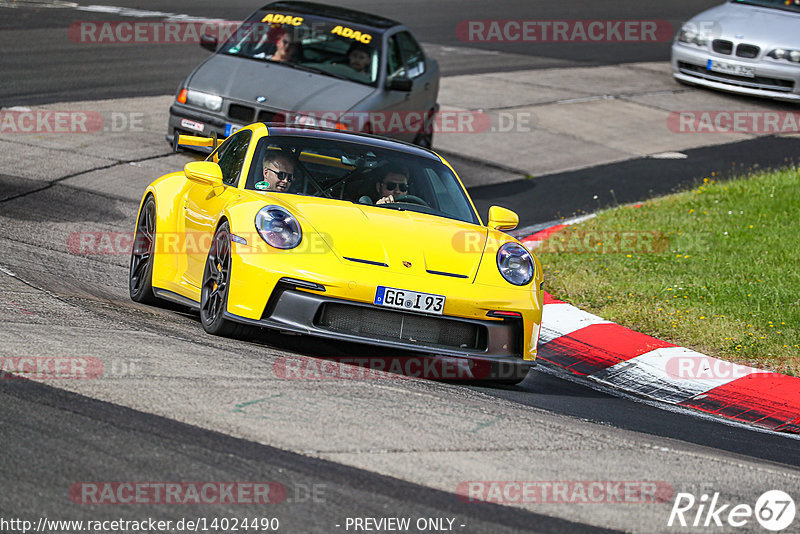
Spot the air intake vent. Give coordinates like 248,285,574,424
317,303,486,350
257,109,276,123
712,40,733,54
229,104,254,122
426,269,468,279
343,257,388,267
736,44,760,59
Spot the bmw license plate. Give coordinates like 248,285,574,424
707,60,755,78
224,123,242,136
180,118,204,133
374,286,445,315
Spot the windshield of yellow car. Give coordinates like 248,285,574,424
219,11,381,85
244,135,480,225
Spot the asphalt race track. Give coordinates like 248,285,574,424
2,1,800,533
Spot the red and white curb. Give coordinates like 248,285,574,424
521,226,800,435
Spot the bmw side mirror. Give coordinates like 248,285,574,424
386,76,413,92
200,33,218,52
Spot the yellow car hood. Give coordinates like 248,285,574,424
289,198,488,280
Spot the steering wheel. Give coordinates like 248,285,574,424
392,194,429,207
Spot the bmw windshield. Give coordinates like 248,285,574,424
219,11,382,85
243,134,480,225
730,0,800,13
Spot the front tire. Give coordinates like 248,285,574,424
129,196,158,304
200,222,247,337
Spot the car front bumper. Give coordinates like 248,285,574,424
671,42,800,102
167,103,235,148
225,278,535,369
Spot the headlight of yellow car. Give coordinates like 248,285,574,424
496,242,534,286
255,206,302,249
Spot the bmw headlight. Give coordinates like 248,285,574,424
185,89,223,112
768,48,800,63
289,113,340,129
677,26,710,47
255,206,302,249
496,242,534,286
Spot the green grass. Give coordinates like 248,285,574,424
537,166,800,376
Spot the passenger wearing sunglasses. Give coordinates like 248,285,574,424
261,154,295,192
375,163,410,205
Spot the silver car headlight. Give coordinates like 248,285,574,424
255,206,302,249
677,26,710,47
768,48,800,63
185,89,223,112
496,242,534,286
289,113,341,129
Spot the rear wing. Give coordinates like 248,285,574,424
172,131,226,152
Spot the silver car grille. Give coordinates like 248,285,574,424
227,103,278,124
710,39,760,59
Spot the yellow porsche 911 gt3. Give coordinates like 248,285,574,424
130,124,543,383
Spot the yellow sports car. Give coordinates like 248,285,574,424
130,124,543,382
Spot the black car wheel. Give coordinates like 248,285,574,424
129,196,158,304
200,221,247,337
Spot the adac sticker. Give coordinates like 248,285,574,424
330,25,372,44
255,181,271,190
261,13,304,26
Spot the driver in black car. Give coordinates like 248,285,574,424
374,163,410,205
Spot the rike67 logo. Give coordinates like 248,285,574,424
668,490,795,531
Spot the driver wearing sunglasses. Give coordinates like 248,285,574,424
262,154,295,192
375,163,410,205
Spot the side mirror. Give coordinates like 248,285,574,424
185,161,223,187
386,76,413,92
200,33,218,52
487,206,518,231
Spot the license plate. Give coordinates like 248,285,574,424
180,118,204,133
374,286,445,315
707,60,755,78
224,123,242,136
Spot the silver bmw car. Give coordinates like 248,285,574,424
168,1,440,148
671,0,800,102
